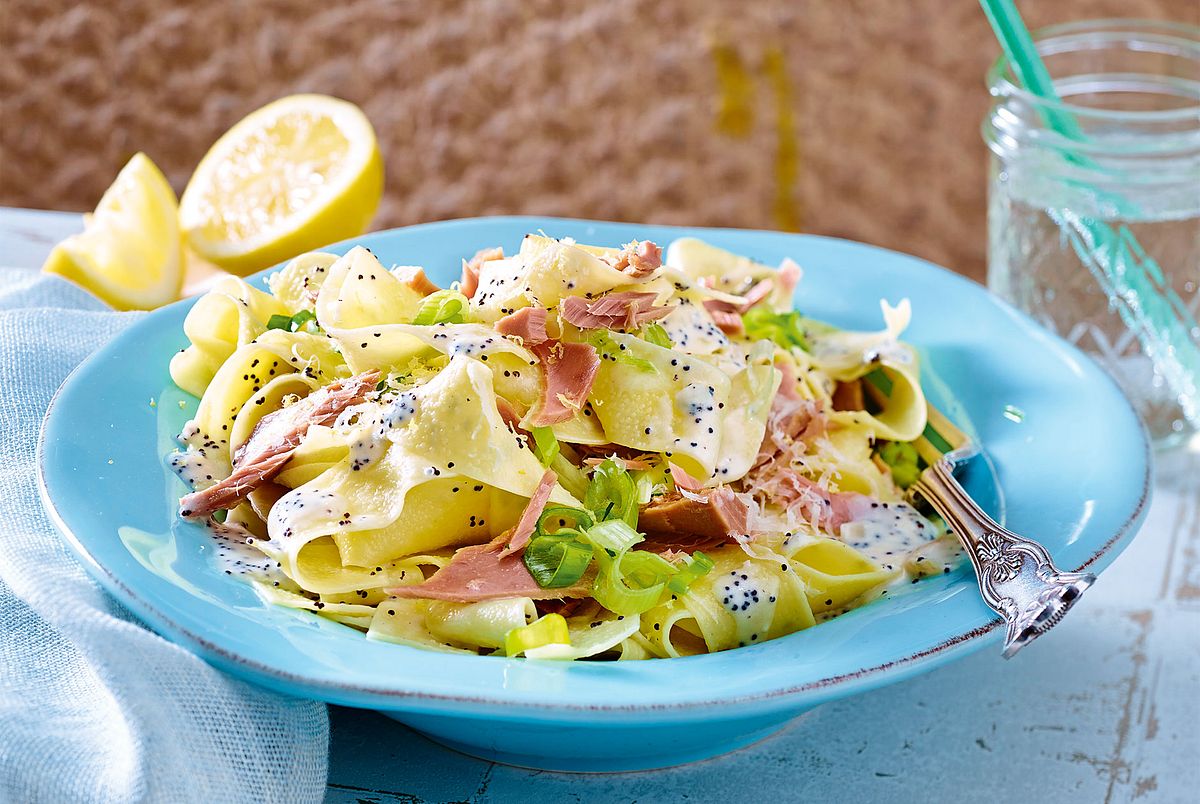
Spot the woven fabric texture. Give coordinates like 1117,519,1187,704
3,0,1191,283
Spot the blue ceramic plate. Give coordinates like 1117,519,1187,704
38,218,1151,771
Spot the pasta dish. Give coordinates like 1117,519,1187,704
167,234,962,659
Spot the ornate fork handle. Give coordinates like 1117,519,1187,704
911,459,1096,658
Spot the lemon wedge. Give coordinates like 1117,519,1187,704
42,153,184,311
179,94,383,276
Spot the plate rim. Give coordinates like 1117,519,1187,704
36,215,1154,716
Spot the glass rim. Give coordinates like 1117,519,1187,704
986,18,1200,124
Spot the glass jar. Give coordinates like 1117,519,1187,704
984,20,1200,449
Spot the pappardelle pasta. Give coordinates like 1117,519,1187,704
167,234,964,659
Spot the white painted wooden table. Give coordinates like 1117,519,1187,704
4,208,1197,804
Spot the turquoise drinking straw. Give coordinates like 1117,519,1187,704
978,0,1087,146
977,0,1199,430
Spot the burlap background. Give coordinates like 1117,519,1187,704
2,0,1195,281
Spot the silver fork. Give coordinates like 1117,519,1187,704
893,403,1095,658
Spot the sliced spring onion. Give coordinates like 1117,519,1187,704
585,458,639,527
374,371,412,395
577,520,670,616
411,290,469,325
266,309,320,333
878,440,921,488
741,307,811,351
585,519,643,555
640,322,673,348
578,461,672,613
549,453,590,501
921,423,955,456
631,465,669,505
504,613,571,656
591,567,666,616
863,367,894,396
589,546,675,616
525,505,596,590
523,615,641,660
531,426,559,467
666,550,715,595
290,309,317,330
586,331,657,373
620,550,677,589
523,534,594,588
521,458,708,607
536,505,594,537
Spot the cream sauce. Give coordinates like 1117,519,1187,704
905,535,967,578
447,335,499,358
659,297,731,355
673,381,723,472
206,520,290,586
837,501,937,573
168,420,228,491
339,390,421,472
268,486,346,542
715,563,780,647
675,382,719,423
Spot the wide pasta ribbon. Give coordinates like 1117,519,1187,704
809,299,927,443
259,356,579,592
470,235,646,324
170,276,289,397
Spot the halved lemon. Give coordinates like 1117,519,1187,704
179,94,384,276
42,153,183,311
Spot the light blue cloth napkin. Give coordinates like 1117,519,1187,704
0,270,329,804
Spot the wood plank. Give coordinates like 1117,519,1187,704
0,207,82,269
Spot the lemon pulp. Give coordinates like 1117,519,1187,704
179,94,383,276
42,152,183,311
